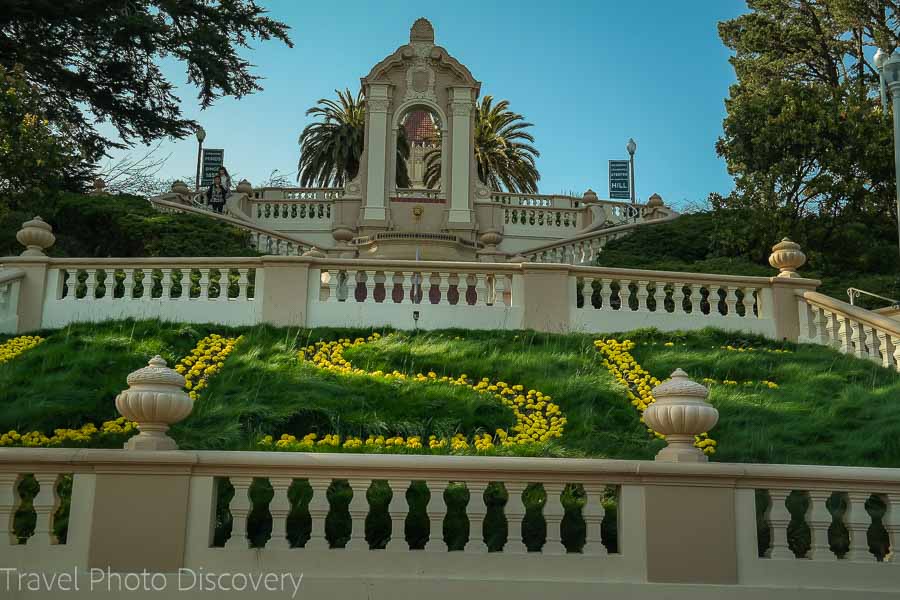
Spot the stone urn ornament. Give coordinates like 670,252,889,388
643,369,718,463
235,179,253,194
115,356,193,451
170,180,191,197
17,216,55,256
479,228,503,249
768,238,806,278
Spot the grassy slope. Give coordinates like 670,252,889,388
2,321,899,467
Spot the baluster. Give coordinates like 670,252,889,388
122,269,135,300
84,269,98,300
225,476,252,550
813,307,828,346
306,477,331,550
463,482,489,553
863,325,879,362
689,284,703,314
324,270,338,302
582,484,608,556
581,277,595,309
137,270,151,300
846,491,874,561
672,282,686,314
364,270,377,303
850,320,867,359
725,286,739,317
877,331,892,370
387,479,409,551
885,494,899,563
894,337,900,373
836,315,853,355
767,489,793,559
197,268,211,300
160,268,173,300
236,269,250,300
1,474,18,545
346,479,370,551
543,483,566,555
748,287,760,317
474,273,488,306
807,490,835,560
599,278,612,310
822,310,837,348
438,273,450,305
504,482,527,553
425,480,447,552
29,474,59,546
268,477,292,550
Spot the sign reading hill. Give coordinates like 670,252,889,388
609,160,630,200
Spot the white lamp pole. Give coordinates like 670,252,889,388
626,138,637,205
194,126,207,192
875,48,900,260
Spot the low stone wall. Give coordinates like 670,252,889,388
0,449,897,598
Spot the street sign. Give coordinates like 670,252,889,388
200,149,225,188
609,160,631,200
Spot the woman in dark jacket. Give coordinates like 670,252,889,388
206,175,228,213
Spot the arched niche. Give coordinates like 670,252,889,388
390,100,448,192
357,18,480,230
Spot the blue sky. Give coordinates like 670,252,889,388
105,1,748,208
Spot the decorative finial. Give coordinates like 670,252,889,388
115,355,193,451
17,216,55,256
410,18,435,43
768,238,806,278
643,369,718,463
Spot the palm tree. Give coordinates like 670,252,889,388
423,95,540,193
297,89,410,188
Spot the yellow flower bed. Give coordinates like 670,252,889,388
3,333,241,448
594,339,717,455
173,334,242,400
259,333,566,453
0,335,44,364
0,417,136,447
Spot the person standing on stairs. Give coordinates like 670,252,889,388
206,174,228,213
217,166,232,192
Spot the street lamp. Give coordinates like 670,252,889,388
626,138,637,205
875,49,900,260
194,126,206,191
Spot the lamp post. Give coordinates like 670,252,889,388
626,138,637,205
874,49,900,260
194,126,206,192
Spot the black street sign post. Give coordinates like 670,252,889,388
609,160,631,200
200,149,225,188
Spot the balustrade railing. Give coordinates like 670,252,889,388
522,214,680,265
799,290,900,371
1,450,896,594
571,267,774,337
251,200,333,229
490,192,581,208
393,188,444,200
250,187,345,201
40,259,261,329
0,268,24,333
308,261,521,330
503,206,582,231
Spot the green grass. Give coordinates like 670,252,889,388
2,320,899,467
5,320,897,556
